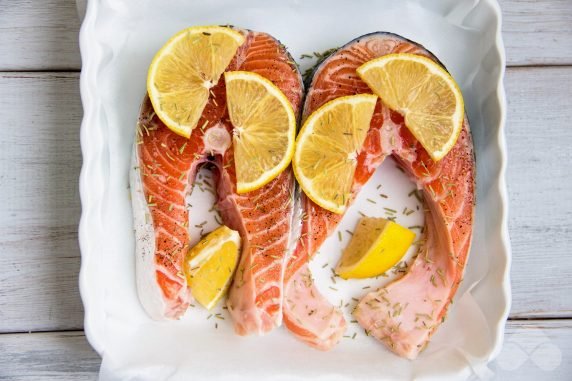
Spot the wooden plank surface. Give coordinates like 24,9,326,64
0,0,571,70
0,67,570,331
0,72,84,332
501,0,572,66
0,0,571,379
0,331,100,380
1,320,570,380
490,320,572,380
505,66,572,318
0,0,82,71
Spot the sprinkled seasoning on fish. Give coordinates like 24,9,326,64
283,33,475,357
131,30,304,336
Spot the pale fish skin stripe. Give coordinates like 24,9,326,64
130,142,169,320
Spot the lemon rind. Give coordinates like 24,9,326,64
293,94,378,214
147,26,246,138
224,71,297,194
357,53,464,161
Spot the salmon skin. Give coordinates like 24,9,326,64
282,32,475,358
130,29,304,335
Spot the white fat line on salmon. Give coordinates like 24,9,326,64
236,178,291,209
155,263,186,284
253,244,289,263
143,167,189,193
255,282,282,297
233,183,286,207
256,295,282,310
278,177,303,320
285,183,303,258
150,209,189,233
249,257,286,278
153,234,185,253
143,190,187,212
245,218,290,240
236,195,293,221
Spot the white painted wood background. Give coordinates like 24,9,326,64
0,0,570,379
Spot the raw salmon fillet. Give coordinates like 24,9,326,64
130,29,303,335
283,32,475,358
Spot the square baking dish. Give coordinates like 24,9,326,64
79,0,511,379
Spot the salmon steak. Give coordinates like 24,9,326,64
130,29,304,336
283,32,475,358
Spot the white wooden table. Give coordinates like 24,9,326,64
0,1,570,379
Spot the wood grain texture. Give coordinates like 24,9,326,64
501,0,572,66
0,0,571,70
0,331,99,380
505,67,572,318
490,320,572,379
0,0,82,71
0,1,571,379
0,72,84,332
1,321,570,380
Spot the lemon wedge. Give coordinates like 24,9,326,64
293,94,377,214
147,26,245,138
357,53,464,161
335,217,415,279
183,226,241,310
225,71,296,193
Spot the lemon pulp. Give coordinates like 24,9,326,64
183,226,241,310
357,53,464,161
336,217,415,279
147,26,245,137
293,94,378,214
225,71,296,193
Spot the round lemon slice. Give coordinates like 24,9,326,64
147,26,245,138
357,53,464,161
225,71,296,193
293,94,378,214
183,226,241,310
335,217,415,279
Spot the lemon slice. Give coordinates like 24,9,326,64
357,53,464,161
293,94,377,214
147,26,245,138
225,71,296,193
335,217,415,279
183,226,241,310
